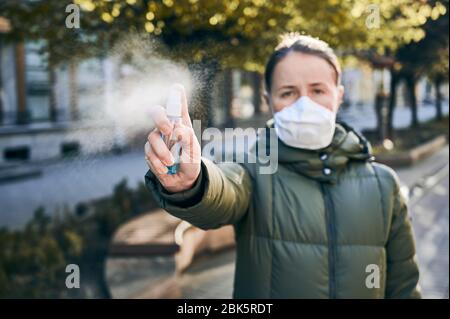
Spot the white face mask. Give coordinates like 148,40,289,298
273,96,336,150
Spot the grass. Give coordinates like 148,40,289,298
363,115,449,156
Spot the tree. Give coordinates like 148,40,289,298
428,47,449,120
387,0,448,135
2,0,446,134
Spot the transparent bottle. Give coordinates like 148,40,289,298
162,85,182,175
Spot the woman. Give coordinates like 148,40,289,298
144,34,421,299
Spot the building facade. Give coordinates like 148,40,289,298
0,39,118,165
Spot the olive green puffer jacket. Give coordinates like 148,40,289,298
145,120,421,299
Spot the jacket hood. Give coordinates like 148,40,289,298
262,118,374,183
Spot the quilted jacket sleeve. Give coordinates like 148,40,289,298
145,157,252,230
385,172,421,299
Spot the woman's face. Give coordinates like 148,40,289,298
267,52,344,114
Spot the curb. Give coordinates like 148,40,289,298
409,162,449,206
0,165,42,183
375,135,448,167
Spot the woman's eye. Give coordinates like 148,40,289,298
281,91,292,98
313,89,324,95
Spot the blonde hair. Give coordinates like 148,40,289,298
264,33,341,90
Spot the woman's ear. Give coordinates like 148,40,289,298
263,91,277,115
337,84,345,106
263,91,271,108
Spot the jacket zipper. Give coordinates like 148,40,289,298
320,182,337,299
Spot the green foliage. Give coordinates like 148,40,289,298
393,0,449,80
0,178,156,298
2,0,447,71
0,208,81,298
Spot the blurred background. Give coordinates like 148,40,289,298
0,0,448,299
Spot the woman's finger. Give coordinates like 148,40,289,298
145,142,169,175
172,123,200,165
150,105,172,136
148,129,175,166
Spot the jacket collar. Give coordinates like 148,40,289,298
262,118,374,183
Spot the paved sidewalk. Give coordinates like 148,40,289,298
0,151,148,228
410,172,449,298
179,249,236,299
396,146,449,189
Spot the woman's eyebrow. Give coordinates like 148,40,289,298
276,85,296,91
309,82,326,86
309,82,332,90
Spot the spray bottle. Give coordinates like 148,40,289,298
162,85,182,174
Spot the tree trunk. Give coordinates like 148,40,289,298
48,62,58,122
0,37,3,125
375,92,388,142
387,70,399,139
188,59,220,132
434,77,443,121
69,60,79,121
220,69,234,128
252,72,262,115
405,75,419,127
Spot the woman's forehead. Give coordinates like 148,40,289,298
272,52,336,88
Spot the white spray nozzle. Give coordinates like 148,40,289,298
166,85,183,118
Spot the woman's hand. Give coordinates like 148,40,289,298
145,84,201,193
